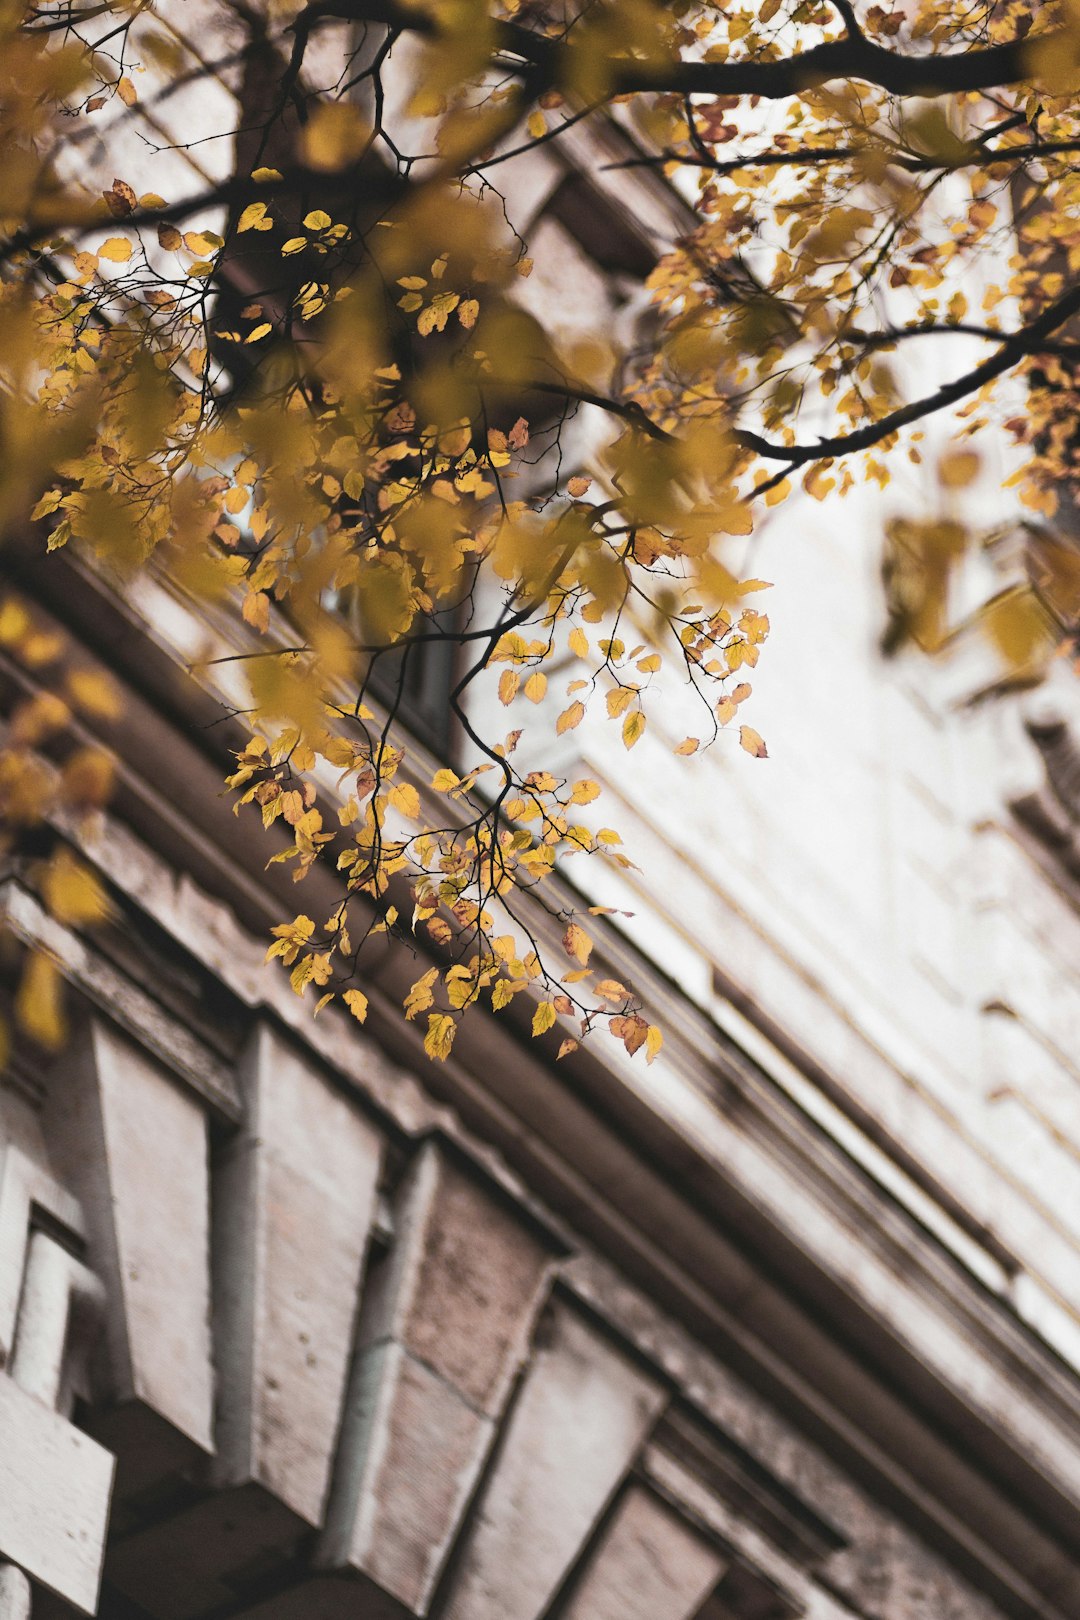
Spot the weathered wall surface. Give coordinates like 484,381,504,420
0,957,1074,1620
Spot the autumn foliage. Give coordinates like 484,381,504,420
1,0,1080,1058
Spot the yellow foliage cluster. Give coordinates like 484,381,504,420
1,0,1077,1059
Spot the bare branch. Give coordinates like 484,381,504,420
608,135,1080,180
287,0,1048,103
736,280,1080,464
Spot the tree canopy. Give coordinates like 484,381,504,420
1,0,1079,1061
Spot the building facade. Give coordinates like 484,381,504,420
3,10,1080,1620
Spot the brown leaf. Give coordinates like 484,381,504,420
620,1015,649,1056
104,179,137,216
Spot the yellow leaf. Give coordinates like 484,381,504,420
251,166,283,183
0,600,30,643
303,209,333,231
16,951,66,1050
527,109,547,140
803,465,835,501
606,685,636,718
939,449,979,489
66,668,122,720
532,1000,557,1036
98,237,132,262
556,700,585,734
674,737,699,754
389,782,421,819
739,725,768,758
523,671,547,704
981,588,1052,669
237,201,270,232
562,922,592,965
302,102,368,171
557,1037,579,1060
645,1024,663,1064
424,1011,457,1062
568,626,589,659
41,849,110,927
417,292,459,336
63,747,114,809
569,778,600,804
622,710,646,749
245,322,272,343
405,966,438,1020
117,75,137,106
431,768,460,792
499,669,519,705
458,298,479,328
343,988,369,1023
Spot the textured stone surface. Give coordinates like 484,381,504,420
44,1017,215,1456
440,1298,668,1620
0,1373,113,1614
213,1023,384,1523
558,1483,725,1620
320,1137,561,1611
0,1088,84,1367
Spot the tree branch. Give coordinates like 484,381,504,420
287,0,1049,103
610,135,1080,179
736,279,1080,464
611,30,1044,99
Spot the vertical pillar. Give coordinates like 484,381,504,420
0,1566,31,1620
